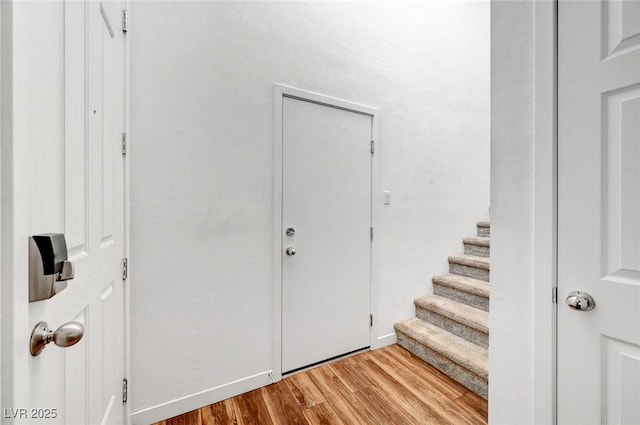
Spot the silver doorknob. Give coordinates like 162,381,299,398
566,291,595,311
30,321,85,356
286,247,296,256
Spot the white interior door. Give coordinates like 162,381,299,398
558,1,640,423
25,2,127,424
281,96,372,374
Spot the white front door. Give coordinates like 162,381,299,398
558,0,640,422
281,95,372,374
16,2,127,424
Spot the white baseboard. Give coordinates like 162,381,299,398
371,332,397,350
129,370,273,425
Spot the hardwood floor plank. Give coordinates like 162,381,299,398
201,398,237,425
232,388,274,425
308,364,381,425
456,391,489,420
368,349,486,424
353,385,415,425
361,357,451,424
328,355,375,393
261,381,308,425
165,409,202,425
284,372,326,409
302,402,346,425
382,345,469,398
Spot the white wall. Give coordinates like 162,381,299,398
490,1,556,424
130,2,490,422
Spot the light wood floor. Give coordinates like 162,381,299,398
155,344,488,425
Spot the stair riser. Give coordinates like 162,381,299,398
463,243,490,258
477,227,490,237
433,284,489,312
396,333,488,399
415,307,488,349
449,263,489,282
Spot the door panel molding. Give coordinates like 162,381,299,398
99,2,115,39
602,0,640,59
64,0,89,260
271,84,379,381
601,83,640,276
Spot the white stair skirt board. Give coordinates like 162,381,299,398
395,221,490,399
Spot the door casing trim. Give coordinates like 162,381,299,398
271,83,380,381
532,1,558,424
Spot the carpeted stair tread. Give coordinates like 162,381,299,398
432,274,489,298
414,295,488,334
476,221,490,237
394,318,488,379
462,236,490,247
432,274,489,311
463,236,490,257
448,254,490,270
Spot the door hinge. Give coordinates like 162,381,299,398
552,287,558,304
122,10,128,34
370,227,373,241
370,314,373,327
122,132,127,156
122,258,128,281
122,378,128,403
370,140,375,154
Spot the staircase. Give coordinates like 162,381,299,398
394,221,490,399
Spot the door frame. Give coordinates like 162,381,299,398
490,1,558,422
0,0,5,411
533,1,557,424
123,3,132,423
271,84,380,381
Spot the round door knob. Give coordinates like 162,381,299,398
30,321,85,356
286,247,296,256
566,291,595,311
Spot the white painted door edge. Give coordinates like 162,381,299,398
271,83,380,382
